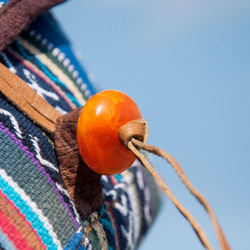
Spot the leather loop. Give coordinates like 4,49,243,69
118,118,148,149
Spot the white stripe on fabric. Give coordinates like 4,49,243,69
0,169,63,250
0,109,22,139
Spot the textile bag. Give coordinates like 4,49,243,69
0,1,161,249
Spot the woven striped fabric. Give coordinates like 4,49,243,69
0,3,161,250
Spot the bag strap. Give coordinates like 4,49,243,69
0,0,66,52
0,63,61,133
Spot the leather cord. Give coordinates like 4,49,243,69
0,63,231,249
119,119,231,250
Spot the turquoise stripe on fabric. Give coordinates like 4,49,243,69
114,174,122,182
25,14,98,95
66,93,82,107
34,56,67,88
99,216,116,250
15,40,66,90
33,55,81,107
0,174,57,250
99,218,115,237
15,40,79,107
0,128,76,246
0,227,17,250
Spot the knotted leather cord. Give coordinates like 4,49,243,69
1,64,230,249
0,4,230,248
119,118,230,250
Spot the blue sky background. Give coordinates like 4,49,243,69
53,1,250,249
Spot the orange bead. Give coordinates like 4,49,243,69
77,90,142,175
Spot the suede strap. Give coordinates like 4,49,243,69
0,63,61,133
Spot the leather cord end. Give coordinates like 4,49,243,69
118,118,148,149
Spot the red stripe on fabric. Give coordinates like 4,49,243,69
0,190,46,249
0,210,34,250
110,176,118,186
6,48,75,109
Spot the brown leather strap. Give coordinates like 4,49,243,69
0,0,66,52
0,63,62,133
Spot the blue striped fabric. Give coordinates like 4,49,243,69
0,3,161,249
